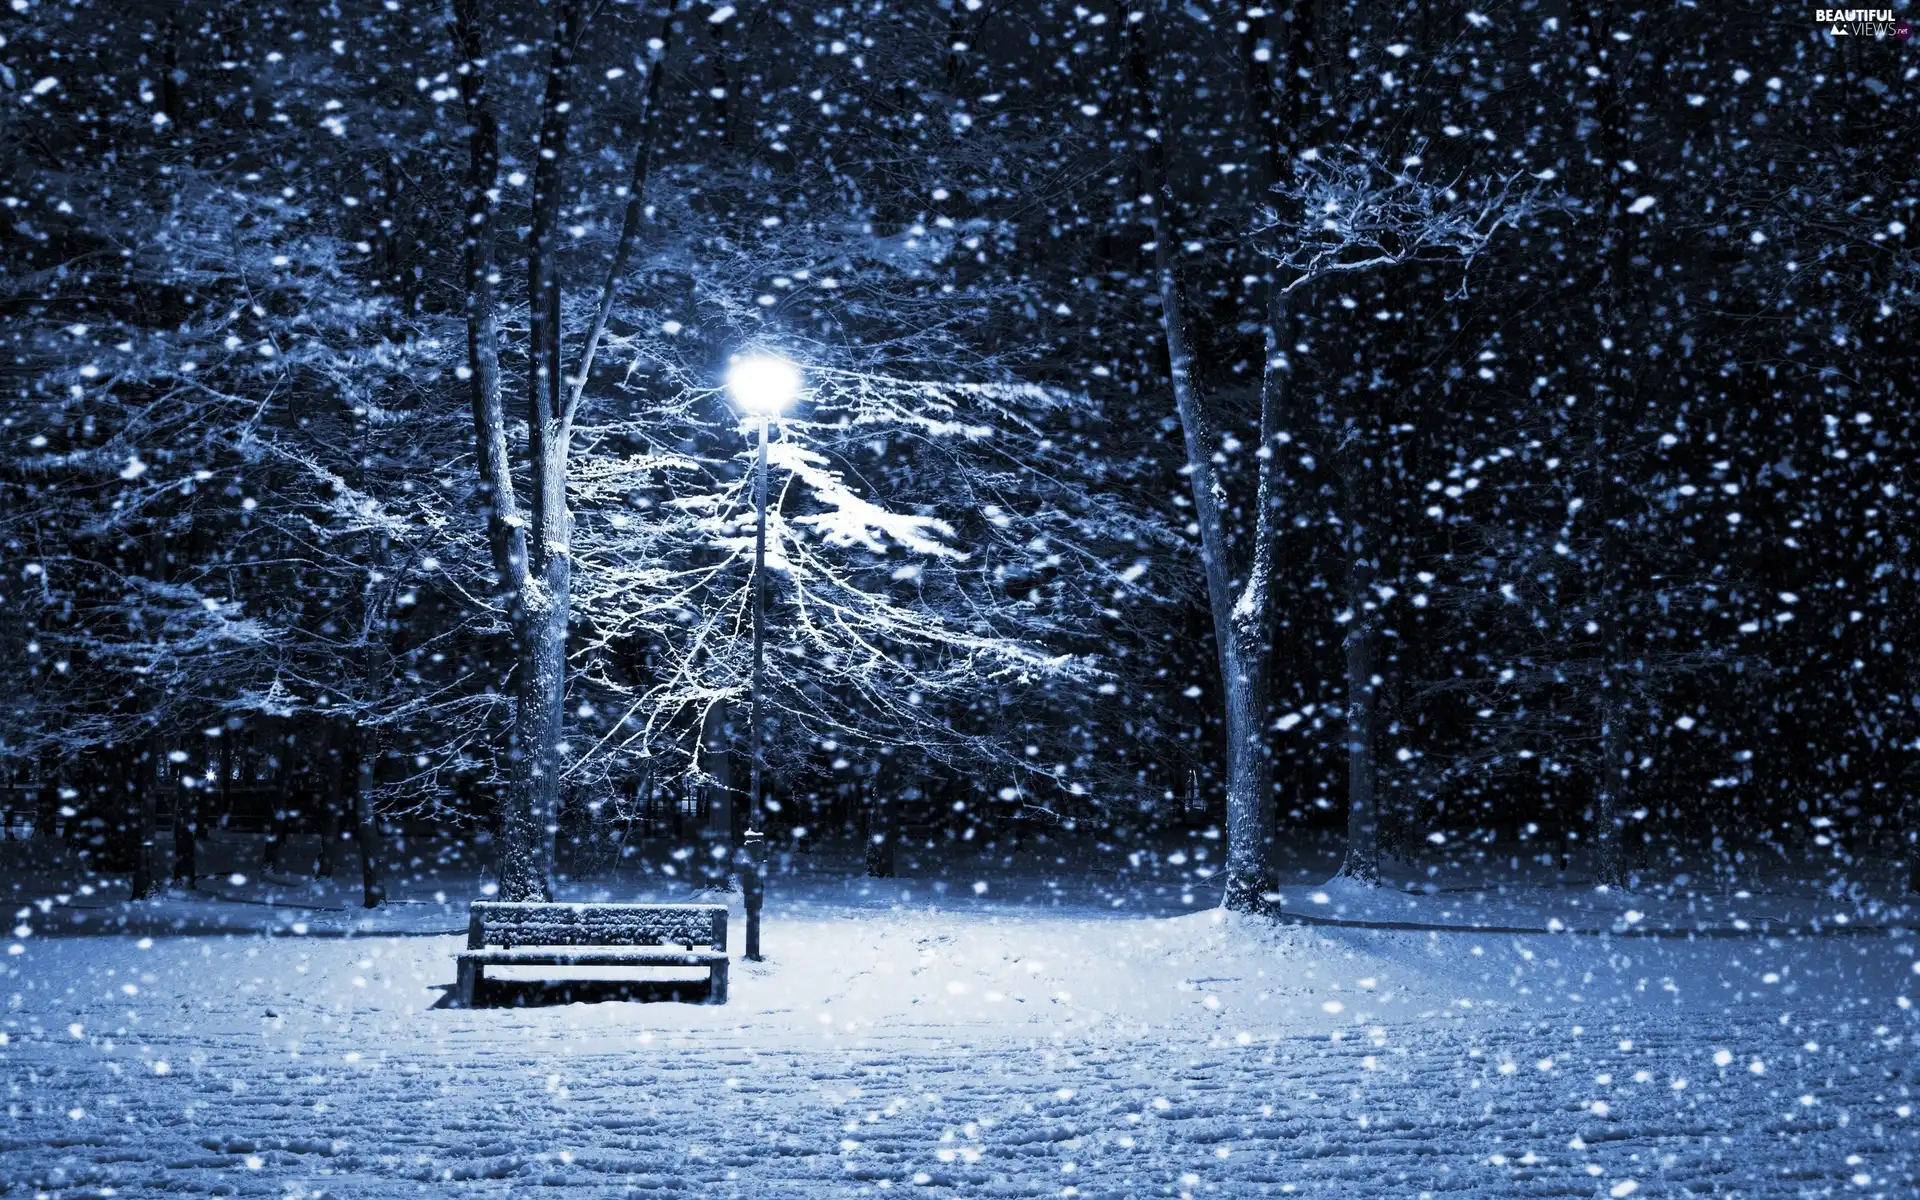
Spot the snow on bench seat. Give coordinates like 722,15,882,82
457,947,728,968
455,901,728,1006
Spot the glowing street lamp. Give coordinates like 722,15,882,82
725,353,801,962
726,354,802,417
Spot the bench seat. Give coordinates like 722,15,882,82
454,901,729,1007
456,948,728,968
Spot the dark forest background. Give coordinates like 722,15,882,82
3,0,1915,904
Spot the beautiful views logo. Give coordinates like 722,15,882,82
1814,8,1913,38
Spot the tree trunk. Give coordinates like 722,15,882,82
865,796,895,878
496,0,672,905
1215,636,1271,909
349,372,393,911
101,745,142,869
264,726,293,872
1335,386,1384,883
218,729,234,819
453,0,531,599
1590,355,1630,889
1148,174,1273,910
1134,0,1286,913
352,723,384,908
496,0,581,902
701,699,734,844
130,742,160,900
1587,5,1638,893
501,591,567,901
455,0,535,898
1592,690,1627,886
454,0,668,903
1339,542,1381,884
315,723,340,879
170,764,198,889
33,749,59,840
864,758,895,877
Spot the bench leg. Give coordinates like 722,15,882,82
456,958,480,1008
708,959,728,1005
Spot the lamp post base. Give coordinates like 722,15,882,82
740,830,766,961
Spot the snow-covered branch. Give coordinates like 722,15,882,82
1262,146,1542,295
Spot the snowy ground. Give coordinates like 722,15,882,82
3,834,1917,1196
5,824,1910,938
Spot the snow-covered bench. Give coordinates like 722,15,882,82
455,901,729,1007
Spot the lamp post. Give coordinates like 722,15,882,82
724,353,801,962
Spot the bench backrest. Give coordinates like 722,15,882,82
467,902,727,952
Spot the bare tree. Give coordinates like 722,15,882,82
1135,0,1534,903
1272,152,1537,886
1266,149,1536,297
453,0,673,900
1128,0,1284,912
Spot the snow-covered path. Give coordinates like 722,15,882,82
9,1017,1915,1198
4,912,1915,1197
7,1015,1917,1198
